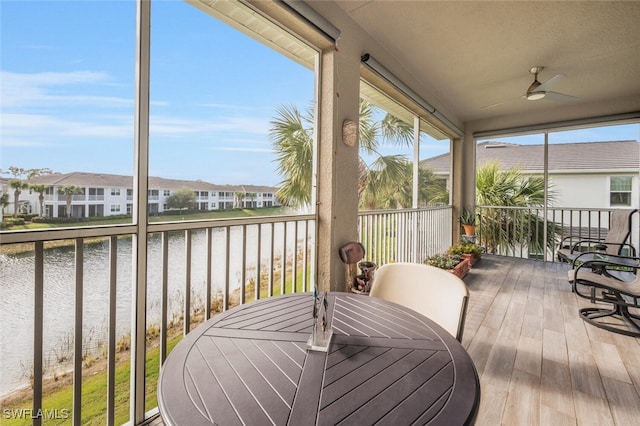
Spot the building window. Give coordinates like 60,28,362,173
111,204,121,213
163,189,171,197
111,188,120,196
610,176,632,206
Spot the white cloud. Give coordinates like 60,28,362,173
210,147,273,153
0,70,131,108
1,113,133,140
0,138,47,147
149,115,270,138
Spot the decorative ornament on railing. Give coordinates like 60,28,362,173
354,260,376,294
307,289,333,352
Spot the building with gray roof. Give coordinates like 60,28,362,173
421,140,639,210
16,172,280,218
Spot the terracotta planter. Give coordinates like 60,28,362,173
461,253,481,267
462,224,476,236
448,257,470,279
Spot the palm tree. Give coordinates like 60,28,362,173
0,192,9,221
5,166,53,217
235,191,246,209
270,104,314,209
360,158,448,209
58,185,83,218
30,184,47,217
246,192,257,208
9,179,29,217
271,99,440,209
476,162,559,254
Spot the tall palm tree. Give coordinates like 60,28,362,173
270,104,314,208
235,191,246,209
58,185,83,218
5,166,53,217
9,179,29,217
476,162,559,254
246,192,257,208
30,184,47,217
0,192,9,221
271,99,440,209
360,158,448,209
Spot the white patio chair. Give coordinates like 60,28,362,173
369,262,470,342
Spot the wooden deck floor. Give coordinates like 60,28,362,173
463,255,640,425
148,255,640,425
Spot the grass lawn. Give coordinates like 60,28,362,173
1,336,180,426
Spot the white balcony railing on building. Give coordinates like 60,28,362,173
56,194,86,202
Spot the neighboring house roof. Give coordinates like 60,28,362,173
421,140,640,174
28,172,278,192
30,172,132,188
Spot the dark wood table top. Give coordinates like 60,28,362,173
158,292,480,425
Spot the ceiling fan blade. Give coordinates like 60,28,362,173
480,96,524,110
536,73,566,92
543,91,579,102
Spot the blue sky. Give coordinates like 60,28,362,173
1,1,638,187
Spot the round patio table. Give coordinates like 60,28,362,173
158,292,480,425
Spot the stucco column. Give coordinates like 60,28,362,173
315,43,360,292
451,131,476,241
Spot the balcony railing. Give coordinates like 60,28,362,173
55,194,86,202
0,205,451,424
476,206,640,261
0,214,315,424
358,206,453,265
5,205,633,424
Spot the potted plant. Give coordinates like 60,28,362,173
424,253,470,279
448,242,482,266
460,207,477,236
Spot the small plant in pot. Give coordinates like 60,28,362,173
448,242,482,266
460,207,477,236
424,253,470,279
425,253,461,269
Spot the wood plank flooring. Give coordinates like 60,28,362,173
148,255,640,425
463,255,640,425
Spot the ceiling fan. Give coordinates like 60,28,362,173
482,66,579,109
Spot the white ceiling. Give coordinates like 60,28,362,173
330,1,640,133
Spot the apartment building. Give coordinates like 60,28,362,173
18,172,280,218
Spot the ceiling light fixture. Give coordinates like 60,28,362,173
526,92,546,101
